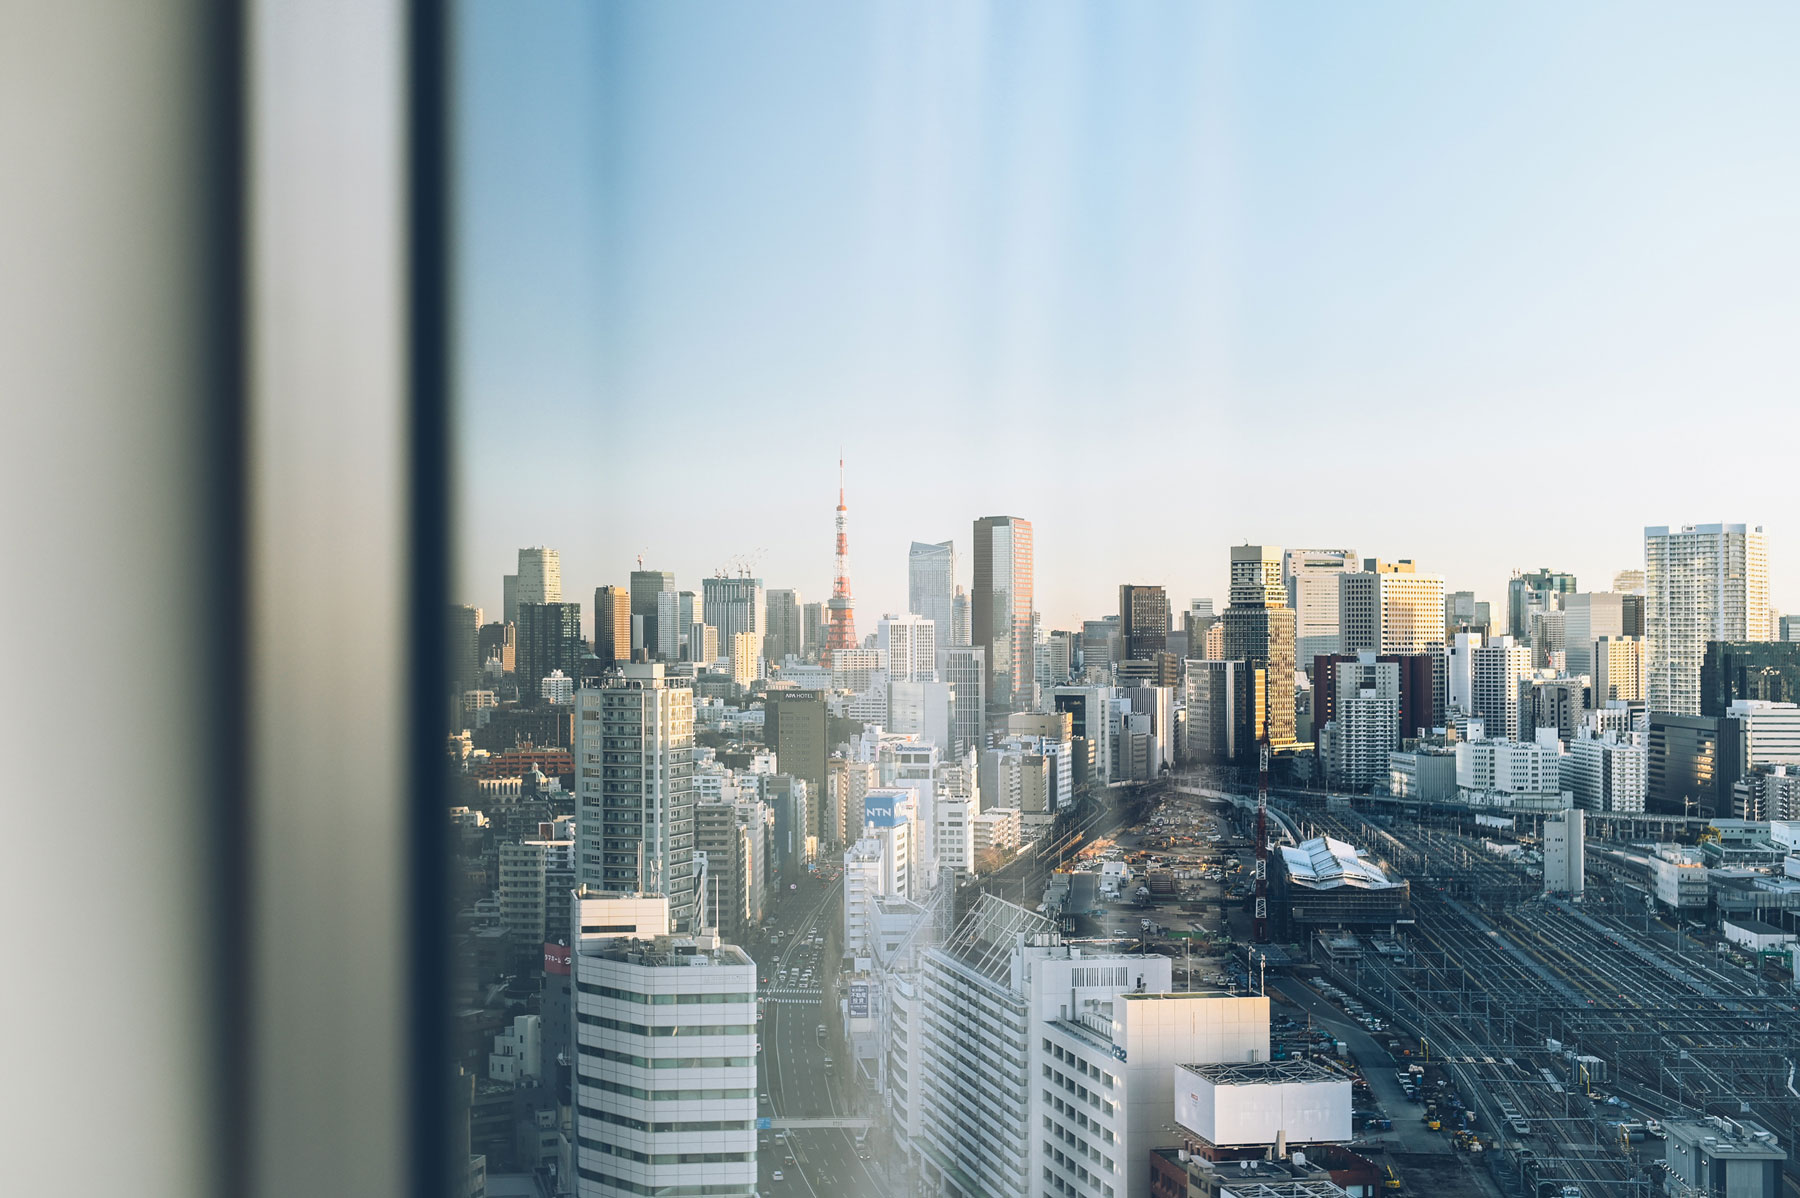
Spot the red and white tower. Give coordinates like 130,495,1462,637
824,456,856,663
1253,739,1271,944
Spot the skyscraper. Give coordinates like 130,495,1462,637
802,601,826,660
826,458,857,659
972,516,1034,714
941,645,986,753
516,601,583,701
763,587,803,663
655,590,700,660
765,689,828,839
1283,548,1357,661
515,546,562,605
629,569,675,658
448,603,482,692
1118,583,1170,662
502,573,518,626
1471,636,1534,742
878,611,938,683
573,663,699,929
908,540,956,647
950,585,970,647
1701,641,1800,717
592,584,630,667
1222,545,1296,750
702,576,764,665
1647,523,1771,715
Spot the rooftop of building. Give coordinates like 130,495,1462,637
1179,1060,1345,1086
1663,1116,1785,1159
1723,916,1791,935
1182,1153,1347,1193
1279,837,1403,891
580,935,751,969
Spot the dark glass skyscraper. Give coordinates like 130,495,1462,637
1701,641,1800,718
1119,583,1170,662
516,600,583,701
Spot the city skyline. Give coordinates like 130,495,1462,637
459,3,1800,626
460,501,1779,641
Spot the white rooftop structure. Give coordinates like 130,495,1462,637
1278,837,1402,891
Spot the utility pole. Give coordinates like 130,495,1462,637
1253,739,1270,945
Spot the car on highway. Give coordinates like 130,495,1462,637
823,1056,833,1066
771,1170,784,1182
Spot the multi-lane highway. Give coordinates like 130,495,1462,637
750,871,885,1197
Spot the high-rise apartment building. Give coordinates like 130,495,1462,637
763,588,803,664
629,569,675,658
517,601,584,701
908,540,956,646
972,516,1034,714
1471,636,1534,742
569,892,756,1198
593,585,630,668
879,611,938,683
1646,524,1771,715
702,576,765,668
1283,548,1356,661
729,631,761,687
1323,653,1400,790
1118,583,1170,662
516,546,562,606
1561,592,1627,678
573,664,698,930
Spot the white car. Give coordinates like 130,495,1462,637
772,1169,785,1182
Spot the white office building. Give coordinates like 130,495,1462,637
1456,736,1566,808
1445,630,1481,716
575,664,700,930
1543,808,1585,896
1564,729,1647,813
569,892,758,1198
889,680,955,749
914,895,1271,1198
1733,700,1800,768
1646,523,1772,715
880,611,939,683
1284,548,1357,661
1471,636,1534,743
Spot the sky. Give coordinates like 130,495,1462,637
456,1,1800,631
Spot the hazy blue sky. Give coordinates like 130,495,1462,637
457,2,1800,630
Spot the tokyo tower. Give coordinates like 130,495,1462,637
824,456,857,663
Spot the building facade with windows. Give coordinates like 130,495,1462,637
575,664,699,931
1646,523,1771,715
